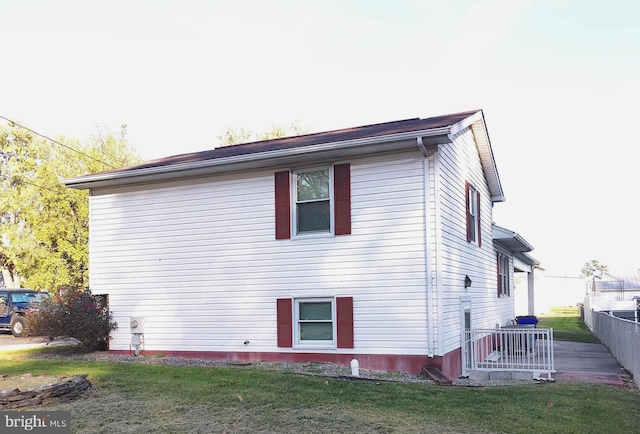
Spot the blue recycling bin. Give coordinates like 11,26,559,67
516,315,539,327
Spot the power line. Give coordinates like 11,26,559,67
0,115,116,169
0,173,59,193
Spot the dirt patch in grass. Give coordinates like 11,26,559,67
1,373,64,392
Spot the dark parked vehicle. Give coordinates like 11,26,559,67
0,289,50,337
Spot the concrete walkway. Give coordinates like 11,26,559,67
553,340,631,386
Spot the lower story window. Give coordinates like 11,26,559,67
276,296,354,349
296,299,334,345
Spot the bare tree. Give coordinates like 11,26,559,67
217,121,311,147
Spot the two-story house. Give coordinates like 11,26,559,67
63,109,537,380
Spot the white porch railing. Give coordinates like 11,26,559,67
464,327,555,379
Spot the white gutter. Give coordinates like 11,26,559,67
417,137,435,357
63,126,452,189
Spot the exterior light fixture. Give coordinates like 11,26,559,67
464,275,472,288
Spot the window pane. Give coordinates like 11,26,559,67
469,187,477,216
297,170,329,201
299,302,332,320
297,201,330,232
300,323,333,341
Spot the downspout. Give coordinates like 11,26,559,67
433,145,445,356
417,137,435,357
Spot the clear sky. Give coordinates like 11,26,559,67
2,0,639,276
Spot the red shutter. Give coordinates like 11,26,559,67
275,171,291,240
276,298,293,347
336,296,354,348
334,163,351,235
465,181,472,242
477,190,482,248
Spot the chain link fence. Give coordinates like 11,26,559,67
582,306,640,388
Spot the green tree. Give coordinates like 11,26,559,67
581,259,608,278
0,122,140,291
217,121,311,146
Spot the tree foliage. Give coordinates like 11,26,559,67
217,121,311,146
581,259,608,278
0,123,141,291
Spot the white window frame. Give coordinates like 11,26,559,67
293,297,336,349
498,252,510,297
292,166,334,238
468,183,478,244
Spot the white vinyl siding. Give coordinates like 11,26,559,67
89,151,430,356
432,127,514,355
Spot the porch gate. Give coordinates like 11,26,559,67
464,328,555,379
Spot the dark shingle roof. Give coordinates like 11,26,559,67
108,110,479,174
63,109,506,202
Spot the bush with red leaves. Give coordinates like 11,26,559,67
25,289,117,350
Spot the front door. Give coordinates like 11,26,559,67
460,298,472,376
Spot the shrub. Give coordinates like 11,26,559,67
25,289,117,350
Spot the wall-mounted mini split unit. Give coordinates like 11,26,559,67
130,316,144,333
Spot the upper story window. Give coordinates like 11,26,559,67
466,181,481,246
294,168,331,234
275,164,351,240
497,252,510,297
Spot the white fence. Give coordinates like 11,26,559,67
582,306,640,388
464,328,555,379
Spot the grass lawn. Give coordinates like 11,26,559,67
537,307,601,343
1,345,639,433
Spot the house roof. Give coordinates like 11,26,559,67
589,272,640,290
63,109,505,201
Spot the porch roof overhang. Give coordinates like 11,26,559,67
492,224,540,269
62,110,505,202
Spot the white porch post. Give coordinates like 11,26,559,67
527,270,535,315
